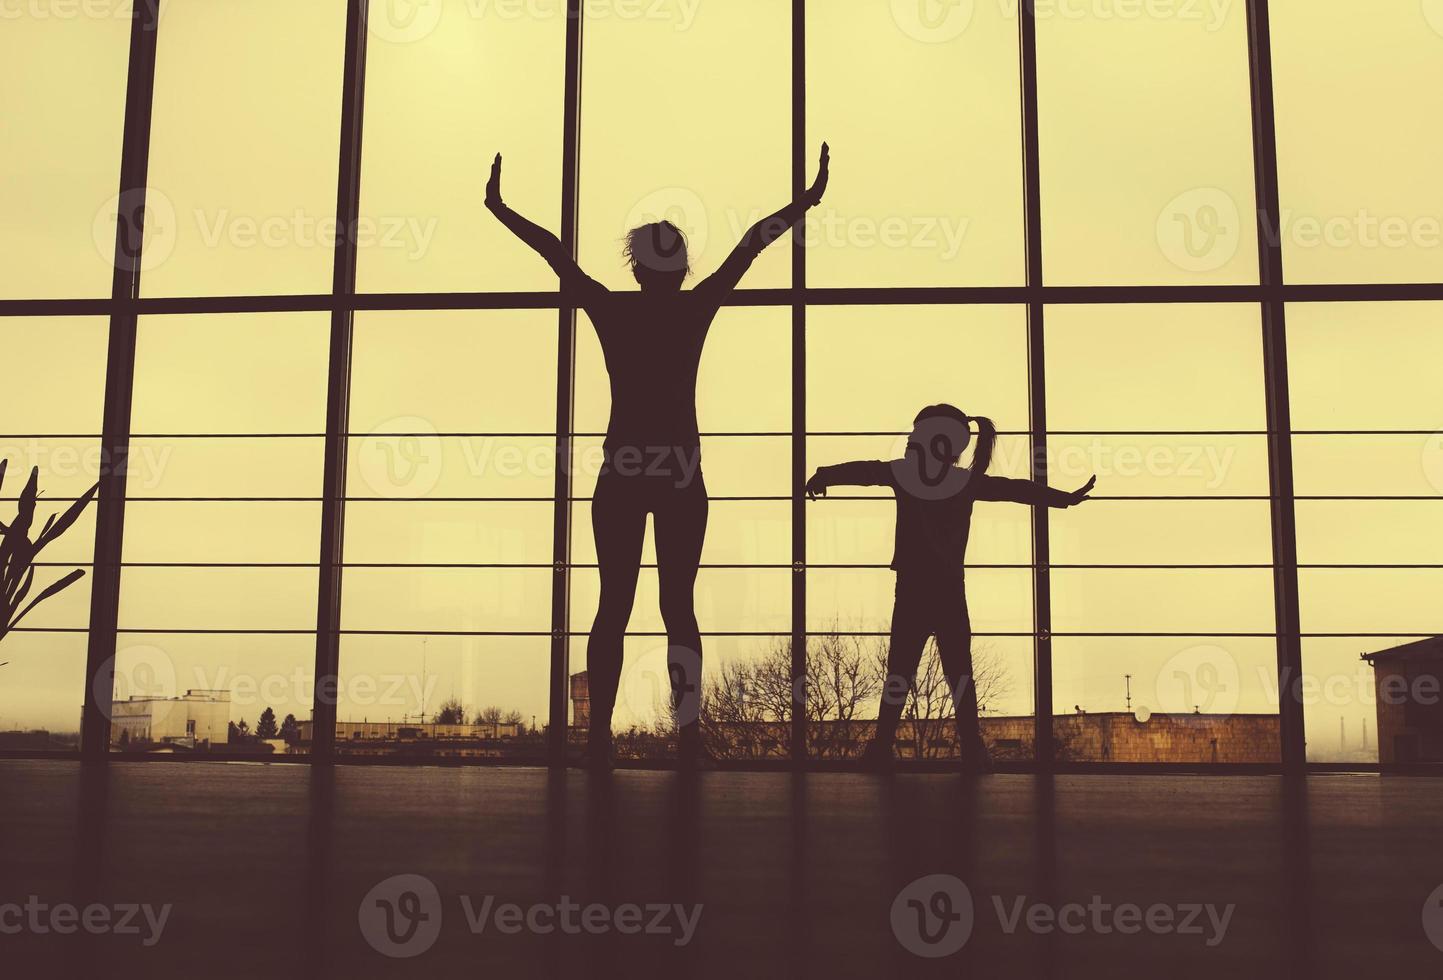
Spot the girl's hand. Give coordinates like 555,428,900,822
485,153,503,209
1064,475,1097,507
804,143,829,207
805,472,828,499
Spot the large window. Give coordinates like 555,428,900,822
3,1,1438,768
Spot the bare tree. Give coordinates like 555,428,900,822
880,640,1014,759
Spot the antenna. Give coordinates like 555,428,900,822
1124,674,1132,711
421,638,428,724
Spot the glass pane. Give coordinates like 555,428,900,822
0,12,130,298
579,0,790,290
141,0,346,296
569,634,790,763
1288,302,1443,763
348,311,558,500
343,567,551,633
332,636,548,759
358,0,566,291
1046,305,1269,498
1037,4,1259,284
0,634,86,751
109,634,315,756
1271,3,1443,284
1052,637,1280,763
807,0,1023,286
569,568,789,635
808,305,1029,432
0,319,106,749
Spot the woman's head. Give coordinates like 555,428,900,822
908,403,996,475
623,220,689,291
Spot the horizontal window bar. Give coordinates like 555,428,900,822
2,430,1432,440
9,627,1438,639
30,561,1443,571
7,495,1441,504
6,283,1443,317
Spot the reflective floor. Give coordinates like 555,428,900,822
0,761,1439,978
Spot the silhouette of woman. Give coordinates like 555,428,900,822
486,145,830,767
807,405,1095,771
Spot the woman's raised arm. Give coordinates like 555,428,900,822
485,153,599,296
697,143,830,296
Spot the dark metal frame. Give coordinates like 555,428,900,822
310,0,371,764
2,0,1431,772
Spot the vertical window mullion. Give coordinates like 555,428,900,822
1244,0,1305,772
789,0,808,766
311,0,370,763
548,0,585,766
81,0,161,761
1019,0,1053,769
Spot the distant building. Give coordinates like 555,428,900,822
292,719,530,758
566,671,1280,764
571,671,591,729
109,689,230,748
1363,637,1443,764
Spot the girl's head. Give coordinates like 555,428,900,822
908,403,996,475
623,220,689,291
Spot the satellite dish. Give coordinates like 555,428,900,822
1134,706,1152,724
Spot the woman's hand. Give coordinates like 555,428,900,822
803,142,829,207
805,471,828,499
485,153,503,210
1063,475,1097,507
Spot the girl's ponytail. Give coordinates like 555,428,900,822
970,415,996,476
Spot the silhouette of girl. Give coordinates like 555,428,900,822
807,404,1095,771
487,145,830,767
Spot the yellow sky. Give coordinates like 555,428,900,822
2,0,1440,761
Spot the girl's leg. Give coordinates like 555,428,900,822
653,478,709,761
873,582,931,756
934,595,989,764
586,474,647,761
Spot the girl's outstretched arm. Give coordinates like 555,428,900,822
697,143,830,296
485,153,601,298
805,458,892,499
972,473,1096,508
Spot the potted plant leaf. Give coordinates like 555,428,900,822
0,458,101,646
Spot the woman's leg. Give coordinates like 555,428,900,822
653,478,709,760
586,474,648,761
872,581,931,756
